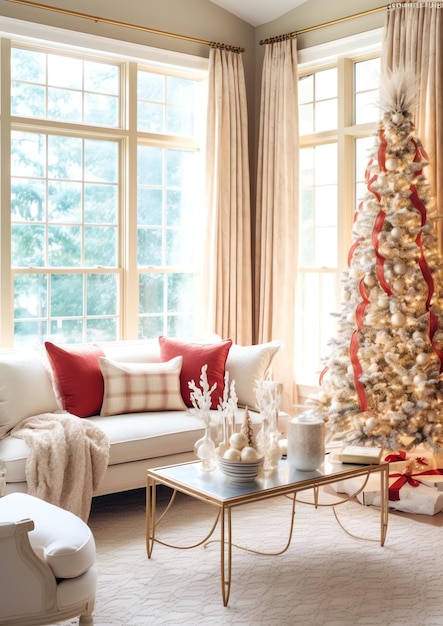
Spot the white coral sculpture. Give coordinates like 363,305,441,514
188,364,217,427
217,371,238,448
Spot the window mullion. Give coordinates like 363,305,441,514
122,61,139,340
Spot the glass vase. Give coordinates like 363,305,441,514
194,426,217,471
257,415,281,471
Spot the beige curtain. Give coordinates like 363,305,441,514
382,5,443,246
201,46,252,345
255,38,299,412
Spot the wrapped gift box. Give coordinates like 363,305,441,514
333,449,443,515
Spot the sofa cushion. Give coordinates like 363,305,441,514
226,341,282,410
99,356,186,416
158,337,232,409
0,349,59,439
45,342,105,418
0,492,95,578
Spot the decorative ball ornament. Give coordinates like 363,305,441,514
365,417,377,431
229,432,248,450
223,447,241,461
391,111,404,125
416,352,429,366
413,331,426,342
413,373,427,385
391,311,406,326
393,262,407,275
385,157,398,171
390,227,402,240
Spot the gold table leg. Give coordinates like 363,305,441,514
220,505,232,607
380,464,389,546
146,476,156,558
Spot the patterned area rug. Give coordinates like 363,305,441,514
57,485,443,626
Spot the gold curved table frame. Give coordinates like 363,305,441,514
146,457,389,607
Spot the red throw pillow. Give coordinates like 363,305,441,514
158,337,232,409
45,342,105,418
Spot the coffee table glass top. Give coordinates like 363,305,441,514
148,456,383,502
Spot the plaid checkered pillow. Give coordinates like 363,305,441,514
99,356,186,416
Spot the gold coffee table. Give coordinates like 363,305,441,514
146,457,389,606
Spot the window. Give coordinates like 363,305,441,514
1,33,207,348
296,42,381,389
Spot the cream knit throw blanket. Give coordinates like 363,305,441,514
11,412,110,522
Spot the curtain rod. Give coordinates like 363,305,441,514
4,0,245,53
260,5,386,45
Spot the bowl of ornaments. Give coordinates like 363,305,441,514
217,431,264,482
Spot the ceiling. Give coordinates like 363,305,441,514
209,0,308,27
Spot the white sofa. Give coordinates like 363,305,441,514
0,338,282,497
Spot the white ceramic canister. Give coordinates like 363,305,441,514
287,412,325,471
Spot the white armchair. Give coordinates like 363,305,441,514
0,493,96,625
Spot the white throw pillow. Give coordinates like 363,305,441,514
99,356,186,416
0,350,59,438
226,341,282,410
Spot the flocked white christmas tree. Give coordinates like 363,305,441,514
316,72,443,453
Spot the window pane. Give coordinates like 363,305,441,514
11,132,46,177
138,146,163,186
84,184,118,223
12,224,45,266
48,87,82,122
139,273,164,314
138,229,163,266
48,55,82,89
316,68,337,99
48,225,81,266
11,48,46,82
85,140,118,183
51,274,83,316
48,181,82,223
14,273,47,318
48,135,82,179
85,226,117,266
298,74,313,104
85,93,119,126
11,83,46,117
315,99,337,132
87,274,118,316
11,179,45,222
84,61,119,95
354,58,380,124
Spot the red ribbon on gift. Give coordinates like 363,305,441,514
384,453,443,501
388,468,443,501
